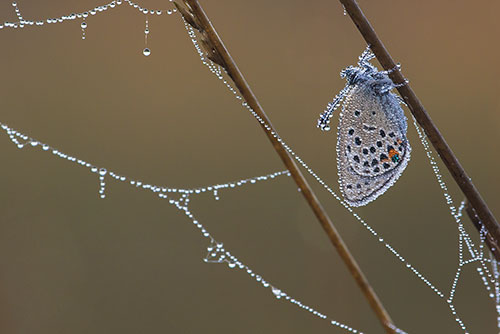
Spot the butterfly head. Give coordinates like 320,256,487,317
340,64,377,87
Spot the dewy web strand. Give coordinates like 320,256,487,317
183,18,500,333
0,2,499,333
0,122,364,332
2,1,178,55
184,20,445,296
3,1,177,29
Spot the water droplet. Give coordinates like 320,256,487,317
144,28,149,34
143,48,151,56
227,262,236,269
81,22,87,29
272,287,282,298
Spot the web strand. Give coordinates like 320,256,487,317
0,2,498,333
183,19,498,333
0,122,364,333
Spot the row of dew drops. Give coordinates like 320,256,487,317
1,2,402,333
184,18,500,333
0,122,366,333
1,0,178,56
2,1,499,332
0,2,367,332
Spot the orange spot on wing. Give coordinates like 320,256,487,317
388,149,399,159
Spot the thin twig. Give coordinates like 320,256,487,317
340,0,500,261
178,0,397,333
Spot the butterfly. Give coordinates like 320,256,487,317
317,46,410,207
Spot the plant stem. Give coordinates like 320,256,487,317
180,0,397,332
340,0,500,261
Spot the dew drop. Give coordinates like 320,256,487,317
81,22,87,29
143,48,151,56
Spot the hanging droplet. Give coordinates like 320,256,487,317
81,20,87,40
143,19,150,55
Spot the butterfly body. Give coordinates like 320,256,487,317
318,47,410,207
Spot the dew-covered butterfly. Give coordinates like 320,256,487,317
317,46,410,207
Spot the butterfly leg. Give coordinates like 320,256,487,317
396,96,408,106
380,63,401,75
383,63,409,89
393,78,409,88
317,84,350,131
380,77,409,94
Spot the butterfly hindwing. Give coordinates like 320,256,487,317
337,84,411,206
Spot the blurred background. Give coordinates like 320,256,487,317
0,0,499,333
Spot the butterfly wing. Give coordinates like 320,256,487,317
337,84,411,207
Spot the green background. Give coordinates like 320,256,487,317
0,0,499,333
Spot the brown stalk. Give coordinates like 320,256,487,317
340,0,500,261
178,0,397,333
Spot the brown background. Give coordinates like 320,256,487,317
1,0,499,333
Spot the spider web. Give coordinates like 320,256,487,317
1,1,499,333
